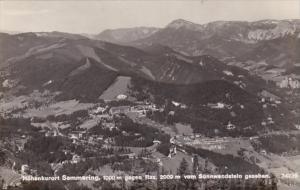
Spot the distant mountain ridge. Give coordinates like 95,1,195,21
129,19,300,78
135,19,300,50
95,27,160,44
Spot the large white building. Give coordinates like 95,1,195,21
278,77,300,89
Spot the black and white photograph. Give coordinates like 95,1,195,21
0,0,300,189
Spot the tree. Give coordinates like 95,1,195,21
0,150,6,165
270,173,278,190
0,177,4,190
257,178,266,190
157,143,170,156
178,158,189,176
192,155,199,174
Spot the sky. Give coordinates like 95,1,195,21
0,0,299,34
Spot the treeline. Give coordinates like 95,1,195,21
0,150,6,166
46,109,89,123
184,146,262,174
24,136,72,163
148,106,258,137
113,115,170,147
57,155,128,176
253,134,300,155
0,117,39,137
88,123,120,138
130,77,265,137
111,158,158,174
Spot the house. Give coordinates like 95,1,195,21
168,146,177,158
17,144,24,152
223,70,234,76
97,135,104,141
69,133,79,140
71,154,81,164
275,100,282,104
277,77,300,89
109,106,131,115
171,101,187,109
21,164,30,175
171,101,180,107
45,130,57,137
53,130,58,137
250,136,259,140
260,150,267,156
124,153,136,159
156,158,163,166
170,137,176,144
260,90,281,101
93,106,108,114
226,121,236,130
208,102,226,109
267,117,274,124
116,94,127,100
168,111,175,116
131,108,147,117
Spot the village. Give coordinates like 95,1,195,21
1,90,300,189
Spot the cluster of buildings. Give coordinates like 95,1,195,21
207,102,232,109
259,90,282,109
277,77,300,89
171,101,187,109
261,116,275,126
2,79,17,89
294,124,300,130
108,102,160,117
173,135,233,151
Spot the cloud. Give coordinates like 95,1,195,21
2,9,51,16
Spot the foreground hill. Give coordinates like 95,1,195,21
0,32,265,101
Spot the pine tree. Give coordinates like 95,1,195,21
178,158,189,176
0,177,3,190
192,155,199,174
270,173,278,190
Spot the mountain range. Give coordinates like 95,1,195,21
96,19,300,77
2,19,299,97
